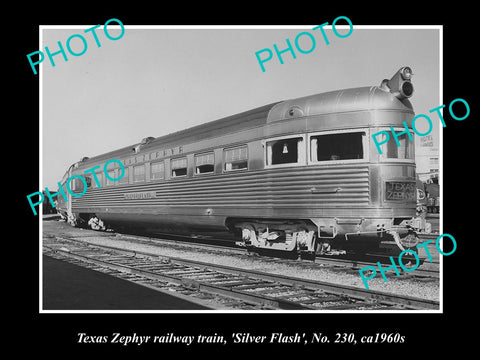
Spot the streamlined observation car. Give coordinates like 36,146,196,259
56,67,422,256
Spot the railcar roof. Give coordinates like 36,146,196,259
267,86,413,122
75,85,412,167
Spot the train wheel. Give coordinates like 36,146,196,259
299,231,317,260
241,225,258,247
88,216,107,231
315,241,331,255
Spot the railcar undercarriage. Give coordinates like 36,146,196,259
60,211,421,259
228,217,421,258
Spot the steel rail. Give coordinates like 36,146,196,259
314,255,440,279
43,244,313,310
114,232,440,279
46,236,440,310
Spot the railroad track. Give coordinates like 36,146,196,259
113,232,440,280
314,254,440,279
43,235,439,311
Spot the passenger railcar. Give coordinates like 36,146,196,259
56,67,423,257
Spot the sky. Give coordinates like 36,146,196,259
41,25,440,189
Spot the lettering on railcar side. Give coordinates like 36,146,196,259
385,182,415,201
127,146,184,165
123,191,157,200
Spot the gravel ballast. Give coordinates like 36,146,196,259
43,220,440,303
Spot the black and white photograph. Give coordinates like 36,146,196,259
16,7,476,355
39,24,442,313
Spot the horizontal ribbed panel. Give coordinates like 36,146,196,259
73,165,369,210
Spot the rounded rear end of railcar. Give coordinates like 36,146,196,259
316,66,422,255
233,67,423,257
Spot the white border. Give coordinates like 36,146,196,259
39,24,443,314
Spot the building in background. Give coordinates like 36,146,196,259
416,134,439,184
415,134,440,214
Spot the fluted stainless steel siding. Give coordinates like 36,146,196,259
72,164,369,214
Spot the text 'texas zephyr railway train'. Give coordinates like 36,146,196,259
56,66,423,258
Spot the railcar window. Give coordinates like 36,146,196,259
150,161,165,180
171,157,188,177
119,167,129,184
311,132,364,162
105,161,116,186
195,153,214,174
224,146,248,171
85,176,92,188
133,165,145,183
70,177,86,193
69,177,76,192
378,131,414,160
266,137,304,166
92,172,103,188
106,170,116,186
